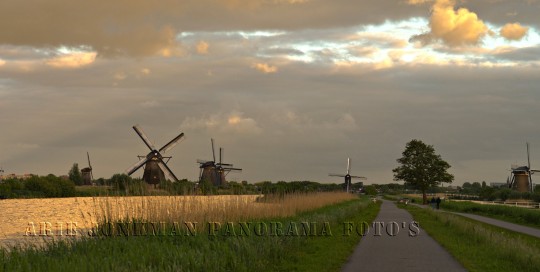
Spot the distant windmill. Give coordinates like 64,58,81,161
197,139,242,187
125,125,185,184
81,152,93,185
329,158,366,193
508,142,539,192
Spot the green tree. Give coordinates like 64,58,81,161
109,174,133,194
363,185,377,195
68,163,83,186
393,139,454,204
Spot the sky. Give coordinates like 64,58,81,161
1,0,539,185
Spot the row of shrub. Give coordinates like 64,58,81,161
0,175,76,198
0,173,356,199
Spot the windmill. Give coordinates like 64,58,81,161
125,125,185,185
508,142,539,192
81,152,93,185
197,139,242,187
329,158,366,193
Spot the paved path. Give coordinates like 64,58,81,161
452,212,540,238
414,203,540,239
342,200,465,272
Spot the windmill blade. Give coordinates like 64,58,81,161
220,147,223,165
87,152,92,169
530,169,540,173
211,138,216,162
527,142,531,169
347,158,350,175
350,175,367,180
125,157,149,175
509,175,516,188
159,132,185,154
157,159,179,182
329,173,346,177
529,174,533,192
133,125,156,151
223,167,242,171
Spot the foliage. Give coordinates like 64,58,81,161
159,179,197,195
393,139,454,203
68,163,83,186
108,173,147,195
363,185,377,195
0,175,76,198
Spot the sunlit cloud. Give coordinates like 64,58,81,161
500,23,529,41
113,71,127,81
182,111,262,135
406,0,432,5
45,52,96,68
141,68,151,75
252,62,278,73
411,0,489,47
196,41,210,54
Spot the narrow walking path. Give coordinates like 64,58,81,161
452,212,540,238
414,202,540,239
342,200,465,272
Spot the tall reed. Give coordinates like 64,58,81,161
91,192,356,226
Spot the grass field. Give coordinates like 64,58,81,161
403,204,540,272
1,193,380,271
439,200,540,229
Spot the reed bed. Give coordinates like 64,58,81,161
1,197,380,271
92,192,356,226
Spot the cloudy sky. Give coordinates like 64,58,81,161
1,0,539,185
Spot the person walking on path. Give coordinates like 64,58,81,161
430,197,436,209
436,197,441,210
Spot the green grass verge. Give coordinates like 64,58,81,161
1,197,380,272
403,204,540,272
441,200,540,229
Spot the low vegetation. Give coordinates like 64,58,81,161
0,175,76,198
1,172,358,199
441,200,540,229
1,194,380,271
403,204,540,272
